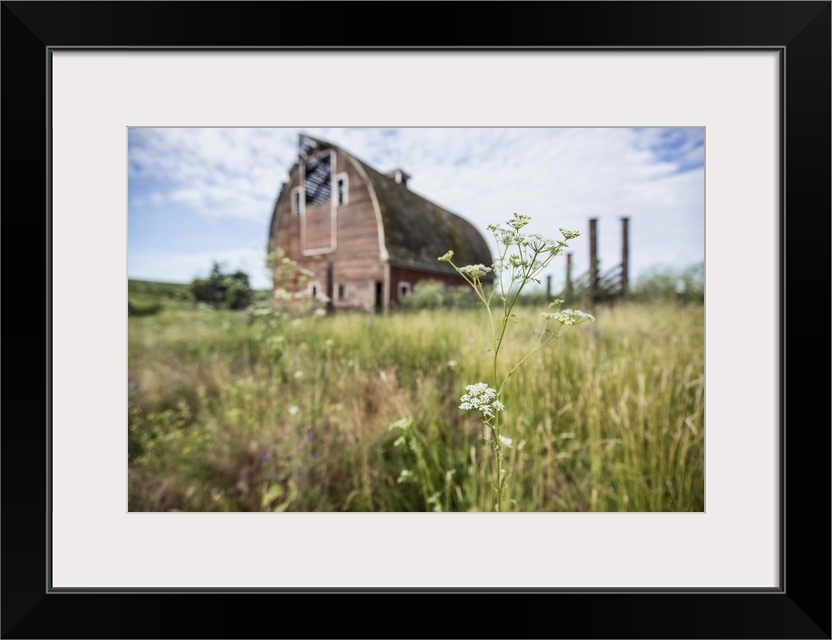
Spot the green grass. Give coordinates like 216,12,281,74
128,301,704,512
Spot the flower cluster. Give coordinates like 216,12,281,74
266,248,330,319
459,264,492,278
459,382,505,419
506,213,531,230
542,309,596,325
487,217,579,253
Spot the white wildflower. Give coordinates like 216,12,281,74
397,469,413,483
523,232,557,249
273,288,292,302
459,264,492,278
545,309,596,325
287,405,300,416
459,382,505,419
438,250,454,262
293,370,304,379
506,213,531,230
389,418,411,431
498,435,513,448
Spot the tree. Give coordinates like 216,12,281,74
188,261,253,310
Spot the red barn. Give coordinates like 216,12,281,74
267,135,494,312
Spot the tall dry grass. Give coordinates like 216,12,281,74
128,301,703,512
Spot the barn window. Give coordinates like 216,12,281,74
335,172,349,206
337,283,346,300
399,282,411,298
291,187,303,215
304,154,331,204
308,281,322,299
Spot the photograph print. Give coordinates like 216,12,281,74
128,126,705,513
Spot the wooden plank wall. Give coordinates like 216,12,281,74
273,148,385,309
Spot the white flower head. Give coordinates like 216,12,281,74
546,309,596,326
287,405,300,416
498,435,513,448
389,418,411,431
459,264,492,278
506,213,532,230
459,382,505,419
293,370,305,379
273,288,292,302
522,232,557,252
564,309,595,325
438,250,454,262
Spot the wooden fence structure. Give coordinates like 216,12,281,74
555,217,630,303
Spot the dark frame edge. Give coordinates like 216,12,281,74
1,2,829,639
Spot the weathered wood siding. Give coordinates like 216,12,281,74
304,200,332,250
272,147,385,309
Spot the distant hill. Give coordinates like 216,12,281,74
128,279,270,316
129,279,191,298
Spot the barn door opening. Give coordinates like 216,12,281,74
375,282,383,312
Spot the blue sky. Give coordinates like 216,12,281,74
128,127,704,291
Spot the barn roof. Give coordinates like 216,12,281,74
277,135,494,278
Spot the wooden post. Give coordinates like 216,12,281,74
326,261,334,314
566,253,573,299
546,274,552,301
589,218,598,303
620,217,630,297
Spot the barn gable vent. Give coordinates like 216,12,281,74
385,168,411,189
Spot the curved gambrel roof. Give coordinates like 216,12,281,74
353,156,493,277
270,135,494,277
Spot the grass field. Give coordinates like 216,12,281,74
127,287,704,512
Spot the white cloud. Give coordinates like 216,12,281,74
129,128,297,223
129,127,703,289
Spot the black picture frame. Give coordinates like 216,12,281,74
2,2,829,638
